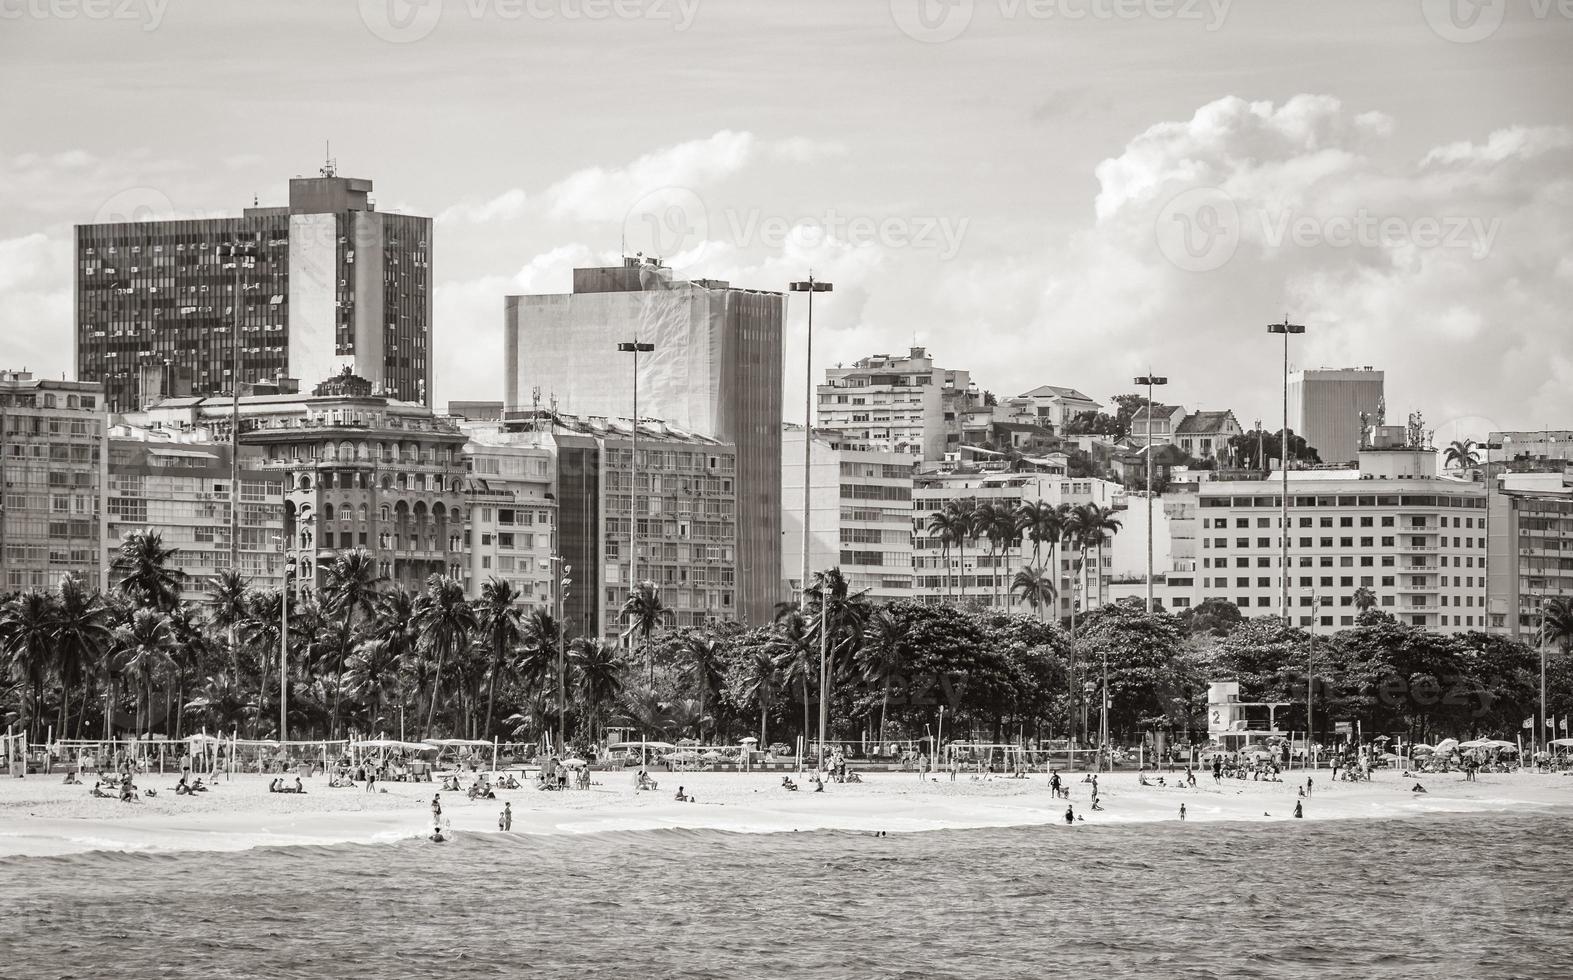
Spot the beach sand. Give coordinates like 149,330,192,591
2,766,1570,857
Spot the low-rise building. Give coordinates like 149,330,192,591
1175,410,1243,462
0,371,106,592
1017,384,1102,431
817,347,970,460
1128,404,1187,447
781,425,915,604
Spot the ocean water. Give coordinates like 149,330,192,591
2,814,1570,980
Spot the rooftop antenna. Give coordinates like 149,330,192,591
320,141,337,179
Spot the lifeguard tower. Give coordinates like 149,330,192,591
1207,681,1291,753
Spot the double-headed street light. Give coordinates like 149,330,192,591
616,341,655,602
790,276,833,769
1267,319,1306,621
545,555,572,754
1134,374,1168,614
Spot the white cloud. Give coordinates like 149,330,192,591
436,188,529,225
544,130,758,223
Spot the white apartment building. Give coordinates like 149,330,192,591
459,422,559,612
1196,447,1486,632
817,347,970,460
1018,385,1102,430
912,469,1124,616
781,425,914,603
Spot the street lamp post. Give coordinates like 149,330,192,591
1134,374,1168,613
1100,649,1110,773
547,555,572,755
1267,320,1306,621
218,237,258,575
789,276,833,607
616,341,655,607
790,276,833,769
1306,591,1320,769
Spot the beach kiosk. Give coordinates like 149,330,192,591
1207,682,1292,759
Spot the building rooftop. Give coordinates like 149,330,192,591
1020,384,1096,401
1176,410,1240,435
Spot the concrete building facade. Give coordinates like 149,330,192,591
1017,385,1102,431
458,423,559,612
1486,470,1573,638
1196,447,1486,632
76,173,432,412
817,347,971,460
504,257,780,627
781,425,915,604
1287,367,1385,464
0,372,107,592
129,370,467,597
106,423,287,599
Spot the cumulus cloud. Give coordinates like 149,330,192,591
950,94,1573,439
543,130,759,223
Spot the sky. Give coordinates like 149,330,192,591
2,0,1571,444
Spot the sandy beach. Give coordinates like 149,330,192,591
3,766,1570,858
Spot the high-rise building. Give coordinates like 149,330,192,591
1287,367,1385,465
817,347,971,460
76,172,432,412
0,371,106,592
497,412,737,641
1195,441,1486,632
1486,470,1573,638
503,257,779,625
127,370,467,595
106,423,286,598
781,425,915,603
458,422,559,610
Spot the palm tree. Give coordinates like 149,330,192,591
342,636,405,737
926,506,967,600
51,574,111,738
569,637,626,743
1542,596,1573,657
858,608,909,741
741,648,779,747
320,548,384,737
164,602,210,739
183,674,253,735
1011,566,1058,620
114,529,185,611
113,608,175,738
207,569,249,684
978,501,1023,608
1017,500,1064,569
683,633,724,743
1353,586,1377,612
618,687,675,739
769,610,816,746
0,590,57,741
413,574,478,735
517,609,561,697
1067,502,1122,610
475,577,525,737
1443,438,1481,472
621,580,673,687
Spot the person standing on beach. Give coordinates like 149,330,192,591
1064,805,1075,825
499,802,512,831
1050,770,1062,797
432,794,442,825
1179,803,1186,821
916,753,927,779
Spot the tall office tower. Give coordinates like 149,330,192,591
504,257,781,626
817,347,971,460
457,421,559,609
106,422,287,599
1286,367,1385,465
76,171,432,412
0,371,106,591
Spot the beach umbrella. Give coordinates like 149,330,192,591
739,737,759,744
1550,738,1573,748
560,758,586,768
1434,738,1460,753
